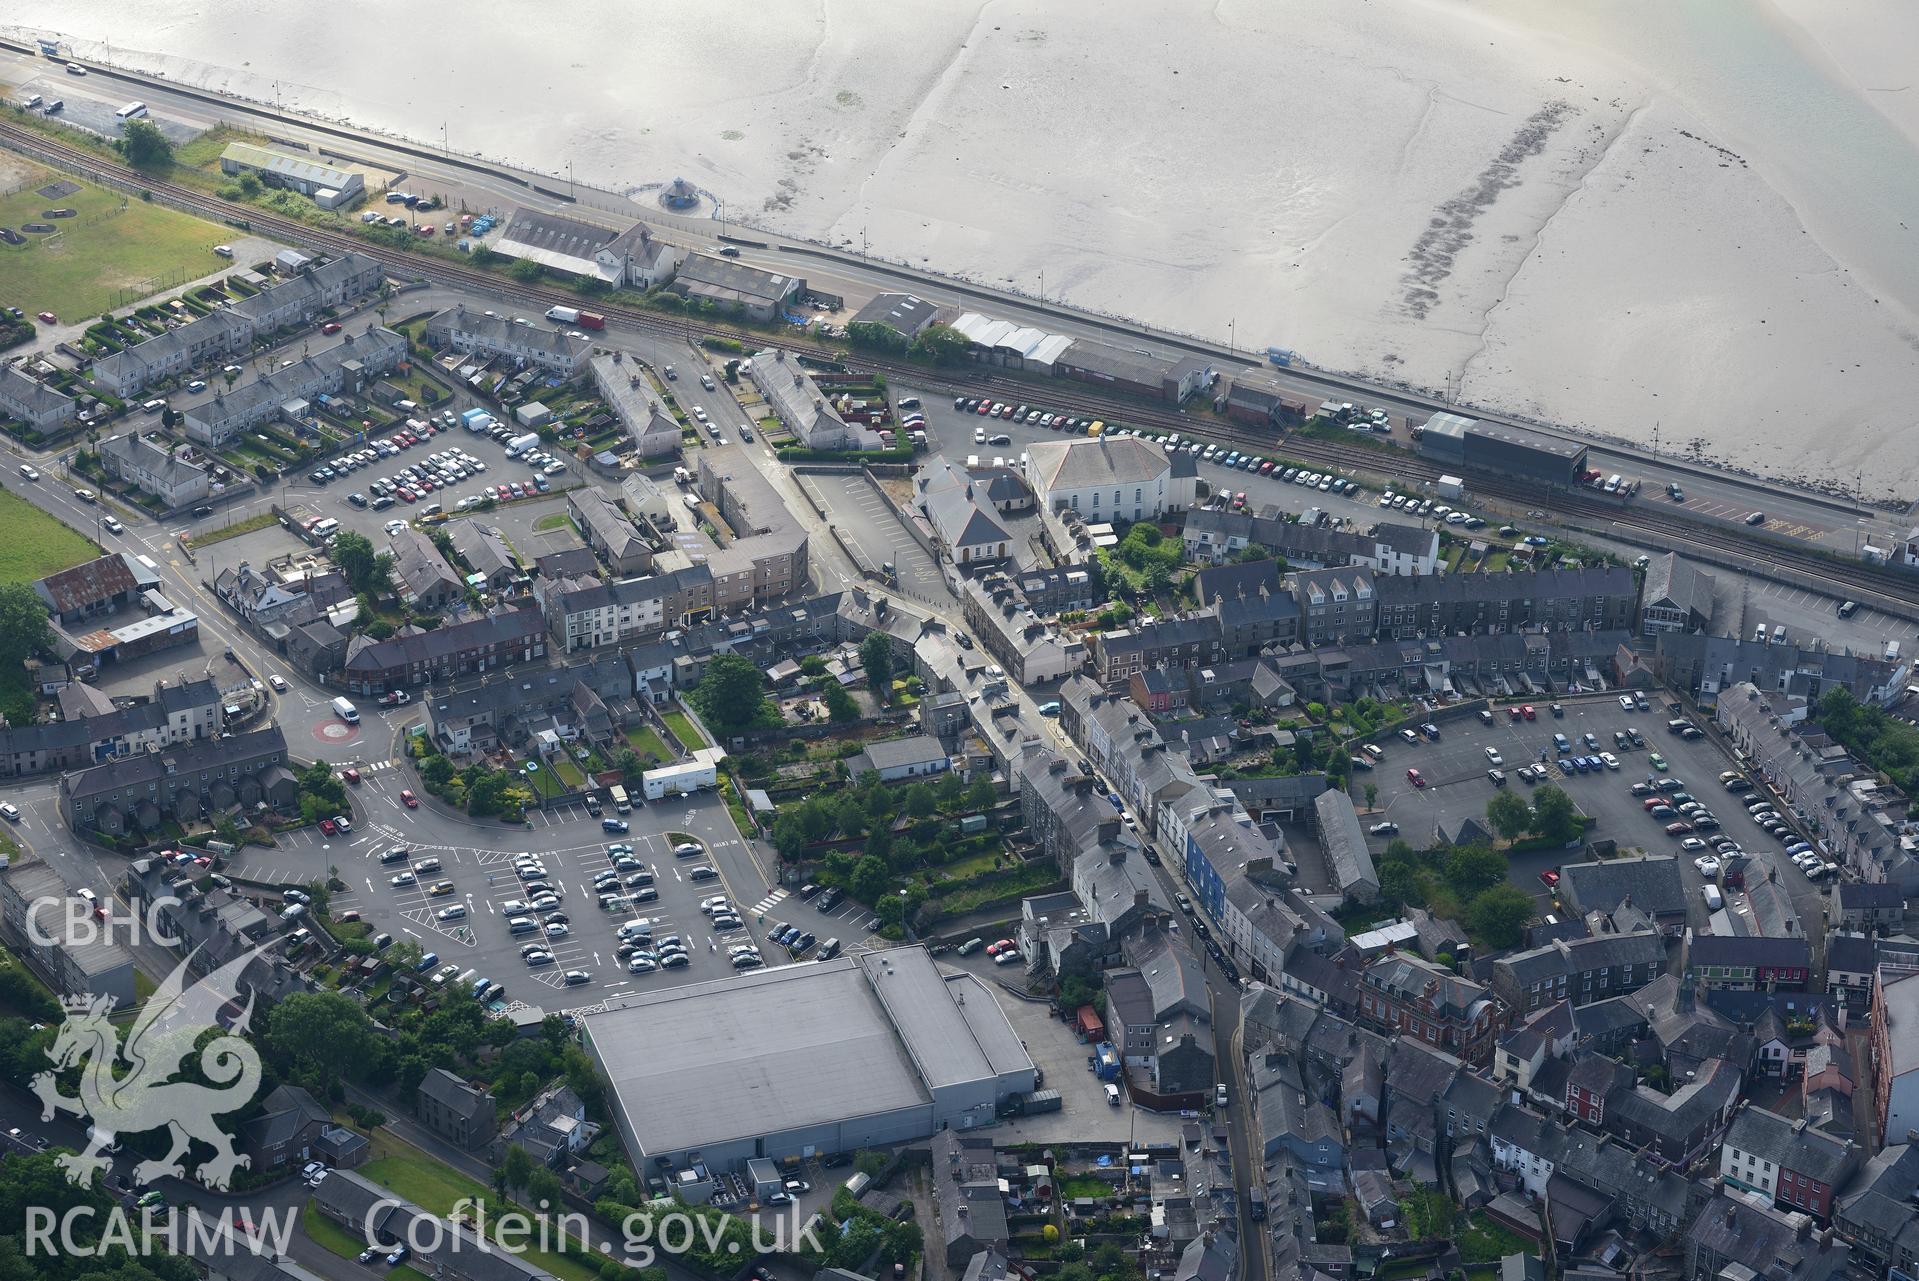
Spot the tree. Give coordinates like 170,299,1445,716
689,652,774,735
332,531,379,592
907,322,970,365
1443,845,1508,898
265,991,372,1087
903,784,936,819
823,681,859,723
0,584,56,672
525,1165,564,1212
614,748,645,778
498,1143,534,1194
1531,784,1582,845
1364,783,1379,810
860,632,895,702
1486,789,1533,842
118,117,174,170
966,777,996,812
508,258,545,283
848,854,892,903
420,754,456,789
1467,884,1535,949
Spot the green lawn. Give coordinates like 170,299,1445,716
662,709,706,751
519,760,565,800
532,512,575,533
358,1144,599,1281
550,756,586,788
0,488,98,583
0,162,237,316
626,725,672,762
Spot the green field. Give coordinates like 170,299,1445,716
0,162,235,317
0,487,97,582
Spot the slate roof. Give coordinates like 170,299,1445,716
1824,933,1877,975
1724,1104,1855,1184
61,725,287,804
343,608,545,674
1558,854,1686,918
418,1068,493,1121
1688,934,1812,971
1027,436,1171,493
1838,881,1904,910
1642,552,1715,620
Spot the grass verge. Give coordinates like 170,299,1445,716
189,510,279,546
358,1138,599,1281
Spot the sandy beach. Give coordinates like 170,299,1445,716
6,0,1917,494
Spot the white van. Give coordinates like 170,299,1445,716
1104,1083,1121,1107
330,696,359,725
142,399,167,414
1702,885,1723,912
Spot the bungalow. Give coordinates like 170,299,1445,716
846,734,949,783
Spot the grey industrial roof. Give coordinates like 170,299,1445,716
222,142,358,190
676,252,801,304
849,292,938,339
1056,338,1190,386
582,946,1024,1158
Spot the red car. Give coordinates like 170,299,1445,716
999,404,1015,419
399,789,419,809
1407,768,1426,788
976,402,994,416
341,767,362,785
1539,870,1560,887
397,488,416,502
321,321,342,335
193,855,213,867
1507,706,1522,722
37,311,57,324
1664,820,1693,835
1521,704,1537,720
319,818,338,836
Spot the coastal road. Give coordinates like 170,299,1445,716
0,38,1899,558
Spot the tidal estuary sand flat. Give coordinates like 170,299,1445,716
13,0,1917,490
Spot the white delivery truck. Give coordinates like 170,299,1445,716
504,432,540,457
331,696,360,725
545,305,580,324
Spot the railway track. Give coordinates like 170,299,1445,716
7,120,1917,618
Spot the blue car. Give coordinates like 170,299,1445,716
414,951,439,972
601,818,629,833
1108,792,1124,810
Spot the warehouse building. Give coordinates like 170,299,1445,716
219,142,365,208
581,946,1035,1171
491,209,679,288
1415,412,1588,487
1052,339,1213,405
670,253,804,322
